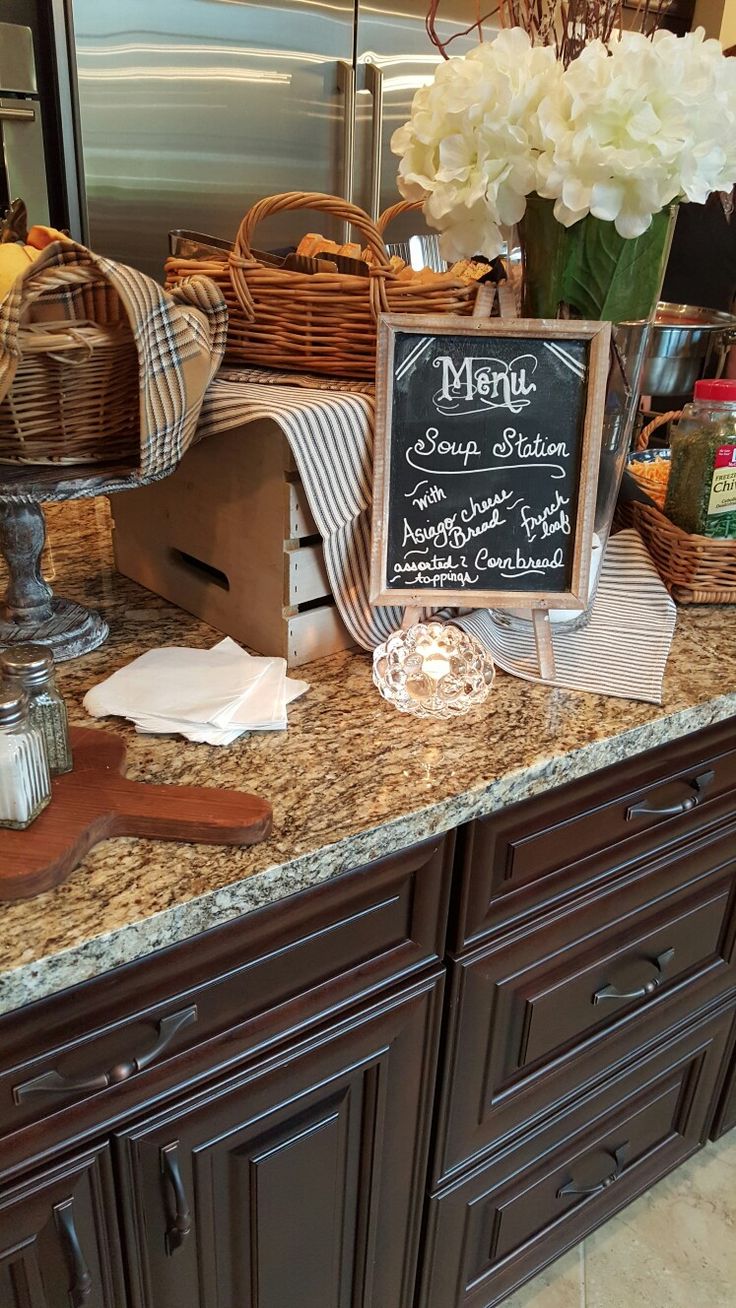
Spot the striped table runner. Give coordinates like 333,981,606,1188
199,369,676,704
456,531,676,703
198,367,407,648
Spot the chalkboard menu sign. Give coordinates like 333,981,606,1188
370,315,610,610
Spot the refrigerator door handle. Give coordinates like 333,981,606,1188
0,105,36,122
337,60,356,240
364,62,384,222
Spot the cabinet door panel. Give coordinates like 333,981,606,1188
118,974,443,1308
0,1145,125,1308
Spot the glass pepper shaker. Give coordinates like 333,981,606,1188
0,644,73,775
0,688,51,829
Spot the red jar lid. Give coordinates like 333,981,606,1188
693,379,736,401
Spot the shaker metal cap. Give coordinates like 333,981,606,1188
0,687,29,727
0,643,54,687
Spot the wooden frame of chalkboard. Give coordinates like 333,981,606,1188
370,314,611,611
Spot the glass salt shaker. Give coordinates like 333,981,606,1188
0,644,72,775
0,688,51,829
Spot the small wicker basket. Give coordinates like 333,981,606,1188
165,192,479,380
0,262,139,466
621,409,736,603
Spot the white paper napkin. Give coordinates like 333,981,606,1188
84,638,309,743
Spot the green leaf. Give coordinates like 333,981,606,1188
561,208,672,320
519,197,674,322
518,196,569,318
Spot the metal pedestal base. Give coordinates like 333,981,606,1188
0,596,109,661
0,499,109,661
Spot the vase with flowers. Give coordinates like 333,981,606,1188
391,10,736,623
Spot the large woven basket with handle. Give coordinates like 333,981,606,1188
0,261,139,466
165,192,479,379
620,409,736,603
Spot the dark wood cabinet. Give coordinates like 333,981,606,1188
0,1145,125,1308
420,1000,735,1308
0,725,734,1308
712,1038,736,1138
0,835,452,1186
455,719,736,947
117,974,443,1308
434,831,736,1182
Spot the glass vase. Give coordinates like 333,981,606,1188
493,197,677,633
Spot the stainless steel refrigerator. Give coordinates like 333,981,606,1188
0,2,82,234
67,0,481,278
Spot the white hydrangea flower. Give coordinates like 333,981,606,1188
391,26,736,252
391,28,561,260
536,28,736,237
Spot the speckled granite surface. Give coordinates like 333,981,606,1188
0,498,734,1017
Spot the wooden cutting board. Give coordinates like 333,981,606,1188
0,726,272,901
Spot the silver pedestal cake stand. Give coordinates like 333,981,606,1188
0,461,134,660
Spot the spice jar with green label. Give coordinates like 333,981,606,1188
665,379,736,539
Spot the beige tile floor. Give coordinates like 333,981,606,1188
505,1132,736,1308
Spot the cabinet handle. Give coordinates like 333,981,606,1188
13,1004,198,1103
161,1142,192,1255
626,770,714,820
557,1142,628,1198
592,947,675,1005
54,1197,93,1306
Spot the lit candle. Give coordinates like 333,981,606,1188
421,640,452,682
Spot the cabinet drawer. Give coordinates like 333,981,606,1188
456,721,736,947
435,836,736,1182
420,1003,734,1308
0,1144,125,1308
0,835,452,1183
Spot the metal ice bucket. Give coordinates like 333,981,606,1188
639,302,736,395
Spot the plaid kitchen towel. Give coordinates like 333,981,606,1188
0,238,227,501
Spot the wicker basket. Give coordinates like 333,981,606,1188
165,192,478,380
621,409,736,603
0,263,139,466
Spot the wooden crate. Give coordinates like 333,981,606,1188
110,419,353,667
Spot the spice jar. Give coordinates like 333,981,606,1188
0,644,72,775
665,379,736,538
0,688,51,829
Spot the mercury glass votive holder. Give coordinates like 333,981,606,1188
372,621,495,719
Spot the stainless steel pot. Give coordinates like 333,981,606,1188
640,302,736,396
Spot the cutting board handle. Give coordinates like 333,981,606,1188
0,727,272,901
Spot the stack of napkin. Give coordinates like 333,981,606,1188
83,638,308,744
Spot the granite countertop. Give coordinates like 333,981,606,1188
0,497,734,1018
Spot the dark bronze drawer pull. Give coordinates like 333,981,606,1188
592,947,675,1005
557,1142,628,1198
54,1197,93,1306
626,770,714,820
161,1141,192,1255
12,1004,198,1103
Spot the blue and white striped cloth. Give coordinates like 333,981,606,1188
198,368,676,704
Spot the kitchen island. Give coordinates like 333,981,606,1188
0,498,734,1308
